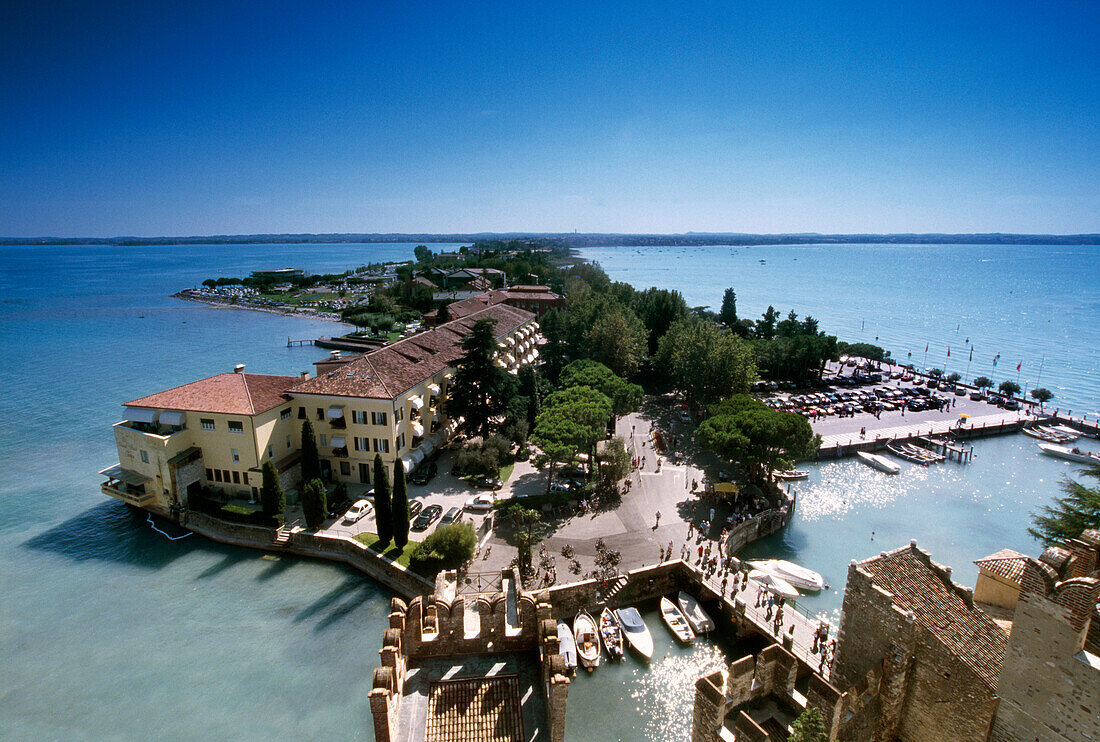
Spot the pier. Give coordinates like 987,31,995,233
816,411,1027,459
286,337,315,347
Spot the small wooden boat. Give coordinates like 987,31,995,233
573,611,601,671
856,451,900,474
599,608,624,661
1023,426,1059,442
772,468,809,480
660,596,695,644
748,559,825,592
556,619,577,671
613,606,654,660
676,591,716,634
749,569,800,600
1038,443,1100,465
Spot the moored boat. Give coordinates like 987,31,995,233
557,619,577,671
773,468,809,480
748,559,825,592
676,591,716,634
573,611,601,671
599,608,624,661
1023,426,1059,442
1038,443,1100,465
660,596,695,644
749,569,800,600
856,450,900,474
613,606,654,660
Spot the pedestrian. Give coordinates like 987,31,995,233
698,544,704,560
668,540,673,555
655,509,661,528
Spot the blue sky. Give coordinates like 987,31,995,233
2,1,1098,236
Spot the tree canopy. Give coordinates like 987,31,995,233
300,478,327,530
447,318,516,438
973,376,993,389
999,380,1021,397
392,459,410,548
532,385,612,487
409,522,477,576
656,318,756,407
1030,388,1053,407
1028,464,1100,547
696,395,819,485
558,359,642,417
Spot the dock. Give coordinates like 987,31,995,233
817,412,1027,459
286,337,315,347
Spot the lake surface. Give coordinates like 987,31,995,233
1,242,1097,740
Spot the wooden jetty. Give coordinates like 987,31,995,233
915,435,973,463
818,412,1026,460
287,337,315,347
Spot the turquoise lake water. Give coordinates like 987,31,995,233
1,242,1097,740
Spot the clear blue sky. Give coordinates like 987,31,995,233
2,1,1098,236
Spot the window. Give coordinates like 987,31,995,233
352,410,367,425
280,407,292,421
320,434,327,447
140,450,149,464
267,445,274,459
200,418,215,431
316,408,324,421
395,407,403,422
228,420,243,434
371,411,388,426
214,469,223,482
232,471,240,484
205,468,214,480
222,470,231,482
339,461,351,476
354,437,369,452
231,448,239,462
286,435,292,449
374,438,390,454
298,407,306,419
241,472,249,485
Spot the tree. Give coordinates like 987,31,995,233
392,459,410,548
928,368,943,378
538,308,570,382
973,376,993,390
999,380,1021,397
300,478,328,530
1029,465,1100,547
436,302,451,323
946,372,961,383
656,318,756,407
584,304,648,378
517,365,542,429
718,288,739,327
260,460,285,525
789,707,827,742
447,318,515,438
755,305,780,340
532,385,612,489
373,454,392,546
1030,388,1053,409
597,436,631,488
558,359,642,418
409,522,477,576
696,395,819,485
633,287,689,355
506,505,542,573
301,419,321,483
414,244,434,262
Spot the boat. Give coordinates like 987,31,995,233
659,596,695,644
599,608,624,661
613,606,654,659
1023,426,1059,442
773,468,809,480
573,611,601,671
557,619,577,671
856,451,900,474
676,591,716,634
1036,425,1079,443
749,569,800,600
886,442,941,465
747,559,825,592
1038,443,1100,465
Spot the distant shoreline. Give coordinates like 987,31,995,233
172,291,346,324
4,232,1098,247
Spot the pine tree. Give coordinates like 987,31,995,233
1029,464,1100,546
301,419,321,483
373,454,392,545
789,707,827,742
392,459,410,549
446,318,514,438
719,287,739,326
260,460,285,525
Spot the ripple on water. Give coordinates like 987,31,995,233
628,643,727,741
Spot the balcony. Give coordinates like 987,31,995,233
99,465,155,507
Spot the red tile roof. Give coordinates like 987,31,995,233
974,549,1028,583
438,286,562,321
291,303,533,400
859,545,1008,691
125,373,299,416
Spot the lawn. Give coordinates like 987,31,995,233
355,532,415,568
499,461,515,482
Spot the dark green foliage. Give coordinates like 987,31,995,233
538,309,570,382
999,380,1021,397
260,460,285,525
597,436,631,487
408,522,477,576
392,459,409,548
656,318,756,406
633,287,689,355
455,436,513,477
928,368,944,378
532,385,613,488
719,287,739,327
447,318,516,438
751,310,838,383
789,707,827,742
1029,465,1100,547
946,372,961,383
696,395,819,485
300,419,321,483
301,478,328,530
973,376,993,389
558,359,643,417
414,244,434,262
836,341,892,362
1030,387,1053,406
373,454,392,546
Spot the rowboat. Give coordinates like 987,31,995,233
599,608,624,661
573,611,601,671
660,596,695,644
748,559,825,592
676,591,716,634
856,451,900,474
557,619,577,671
749,569,800,600
772,468,809,480
1038,443,1100,465
1023,426,1059,442
613,606,654,659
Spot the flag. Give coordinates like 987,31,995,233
993,356,998,367
924,343,929,353
947,348,951,358
1016,362,1022,371
969,347,973,362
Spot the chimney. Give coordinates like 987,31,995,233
234,364,246,374
330,350,341,360
300,371,310,381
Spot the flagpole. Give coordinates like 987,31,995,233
965,350,972,384
1036,357,1045,387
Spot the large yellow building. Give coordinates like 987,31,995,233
100,303,538,514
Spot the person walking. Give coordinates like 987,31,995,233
654,510,661,528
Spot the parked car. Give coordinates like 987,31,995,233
407,500,424,518
549,482,570,494
412,504,442,530
1004,399,1020,411
969,391,985,401
677,410,692,423
343,499,372,524
409,461,438,485
471,475,504,490
441,506,463,525
464,494,495,511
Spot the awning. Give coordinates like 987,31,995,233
409,396,424,411
443,372,454,380
99,464,152,486
410,421,425,437
426,383,441,396
329,436,346,448
504,354,515,364
158,410,186,426
327,406,345,418
506,336,516,346
123,407,157,424
401,456,416,474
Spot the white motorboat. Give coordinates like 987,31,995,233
676,591,716,634
1038,443,1100,465
660,596,695,645
557,619,577,670
573,611,601,671
613,606,654,660
857,451,900,474
749,569,800,600
599,608,624,661
772,468,809,480
748,559,825,592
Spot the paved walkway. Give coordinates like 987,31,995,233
818,410,1028,449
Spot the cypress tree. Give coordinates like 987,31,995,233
373,454,392,545
301,478,327,530
260,460,285,525
392,459,410,548
301,419,321,483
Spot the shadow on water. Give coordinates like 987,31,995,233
255,553,297,582
295,575,371,624
314,582,380,632
196,549,249,579
22,501,201,569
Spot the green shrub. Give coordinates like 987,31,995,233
408,522,477,576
